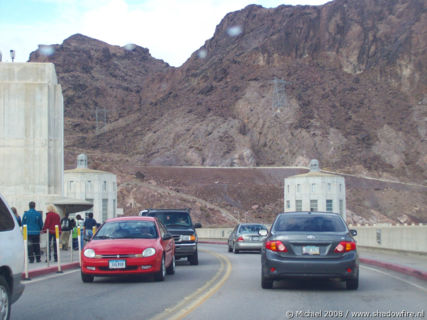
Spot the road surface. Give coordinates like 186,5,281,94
12,244,427,320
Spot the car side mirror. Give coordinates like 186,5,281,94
259,229,268,236
194,223,202,228
350,229,357,236
162,233,173,240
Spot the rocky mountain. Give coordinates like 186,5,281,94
29,0,426,224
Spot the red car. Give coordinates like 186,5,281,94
81,216,175,282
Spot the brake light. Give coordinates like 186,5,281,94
334,241,356,253
237,236,244,242
265,240,287,252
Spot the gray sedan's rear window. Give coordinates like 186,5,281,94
239,224,267,234
273,215,347,232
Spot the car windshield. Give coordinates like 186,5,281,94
239,224,267,234
94,220,158,239
150,212,192,228
273,214,347,232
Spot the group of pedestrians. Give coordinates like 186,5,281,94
16,201,97,263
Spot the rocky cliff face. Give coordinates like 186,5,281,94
29,0,426,224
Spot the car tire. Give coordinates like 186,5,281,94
188,250,199,265
81,272,94,283
233,243,239,254
0,275,11,320
166,255,175,275
228,243,232,252
346,276,359,290
261,273,273,289
155,256,166,281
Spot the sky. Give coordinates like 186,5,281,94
0,0,330,67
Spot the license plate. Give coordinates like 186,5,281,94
252,236,259,241
302,246,320,255
109,260,126,269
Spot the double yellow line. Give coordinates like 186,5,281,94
151,249,232,320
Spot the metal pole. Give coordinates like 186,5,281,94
55,225,62,273
78,226,82,266
70,232,73,262
23,225,30,280
46,229,50,267
92,225,97,239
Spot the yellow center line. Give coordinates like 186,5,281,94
150,249,232,320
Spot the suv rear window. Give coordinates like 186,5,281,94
273,214,347,232
147,212,192,228
0,199,14,231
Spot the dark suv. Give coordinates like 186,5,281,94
139,209,201,265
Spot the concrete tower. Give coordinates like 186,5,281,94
0,63,64,214
64,154,117,223
284,159,347,220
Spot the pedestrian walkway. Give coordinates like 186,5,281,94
23,246,81,280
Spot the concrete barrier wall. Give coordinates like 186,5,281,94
348,224,427,254
198,228,233,240
198,224,427,254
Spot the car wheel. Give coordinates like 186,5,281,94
188,251,199,265
233,243,239,254
81,272,94,283
0,275,11,320
346,276,359,290
228,243,232,252
166,255,175,275
261,273,273,289
155,255,166,281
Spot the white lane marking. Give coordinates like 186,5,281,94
361,265,427,293
23,269,80,284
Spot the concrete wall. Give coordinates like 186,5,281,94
348,224,427,254
198,225,427,254
198,228,234,240
0,63,64,215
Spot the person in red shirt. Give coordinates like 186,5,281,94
42,204,62,262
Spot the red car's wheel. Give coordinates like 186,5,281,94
154,255,166,281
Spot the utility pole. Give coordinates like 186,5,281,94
272,77,290,112
95,108,107,134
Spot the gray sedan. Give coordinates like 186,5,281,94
228,223,268,253
260,212,359,290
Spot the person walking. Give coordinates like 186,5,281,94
75,214,85,248
11,207,22,226
72,222,79,250
22,201,43,263
83,212,97,241
60,212,73,250
42,204,61,262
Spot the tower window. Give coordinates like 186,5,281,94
326,200,333,212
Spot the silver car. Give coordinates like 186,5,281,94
228,223,268,253
260,212,359,290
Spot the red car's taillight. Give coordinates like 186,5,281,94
265,240,287,252
237,236,244,242
334,241,356,253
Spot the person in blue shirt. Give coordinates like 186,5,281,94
22,201,43,263
83,212,97,241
